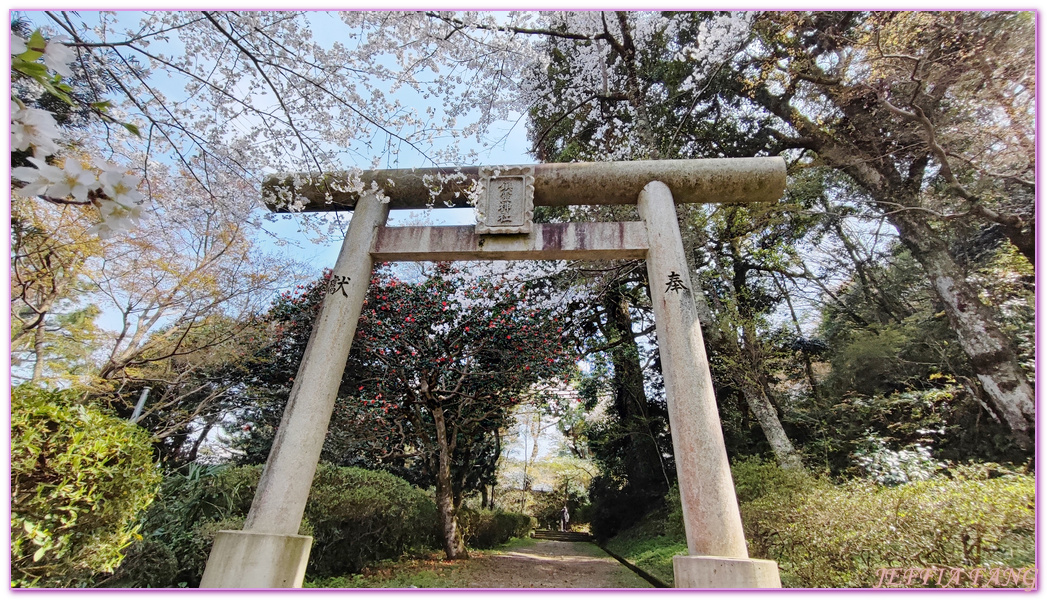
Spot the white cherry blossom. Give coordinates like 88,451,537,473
11,33,27,55
11,156,64,197
42,35,75,78
11,106,62,157
98,169,145,207
92,190,146,235
47,160,98,202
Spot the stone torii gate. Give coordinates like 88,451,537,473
200,158,786,589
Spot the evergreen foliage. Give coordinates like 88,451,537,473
653,459,1035,587
109,464,439,587
742,462,1035,587
11,385,161,588
458,509,536,549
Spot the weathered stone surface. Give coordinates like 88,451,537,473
673,555,782,589
638,181,748,559
475,165,534,234
241,192,389,535
373,222,648,262
264,157,786,211
200,531,311,588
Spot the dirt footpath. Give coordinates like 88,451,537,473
346,539,653,589
454,540,652,588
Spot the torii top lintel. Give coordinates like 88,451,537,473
263,157,786,213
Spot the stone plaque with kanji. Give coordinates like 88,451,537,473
475,165,534,235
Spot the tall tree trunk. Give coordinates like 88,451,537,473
729,321,804,470
487,429,500,509
185,414,221,464
774,274,820,398
31,320,47,383
529,411,541,468
723,227,804,470
752,65,1036,451
432,407,467,559
889,208,1035,449
604,286,672,494
737,377,803,470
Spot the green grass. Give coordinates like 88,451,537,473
602,512,686,586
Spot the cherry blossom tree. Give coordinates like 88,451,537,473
11,11,543,241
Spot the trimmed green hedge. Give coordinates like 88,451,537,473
459,508,535,549
11,385,161,587
305,464,440,575
111,463,438,586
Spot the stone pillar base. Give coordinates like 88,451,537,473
673,555,782,588
200,530,312,588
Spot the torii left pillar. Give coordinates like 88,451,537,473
200,192,389,588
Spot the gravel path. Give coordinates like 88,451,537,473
349,539,653,588
442,540,652,588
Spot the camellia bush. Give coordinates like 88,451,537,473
234,262,579,561
11,385,161,587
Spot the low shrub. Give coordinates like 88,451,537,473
741,461,1034,587
11,385,161,587
663,456,812,540
305,464,439,576
730,455,813,503
99,539,178,588
113,463,438,586
110,464,264,587
658,459,1033,587
459,508,535,549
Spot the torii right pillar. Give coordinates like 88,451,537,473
638,180,782,588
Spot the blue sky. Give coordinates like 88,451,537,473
13,9,541,302
263,121,535,270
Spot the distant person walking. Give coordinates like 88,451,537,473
560,505,570,532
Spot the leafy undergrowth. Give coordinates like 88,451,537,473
742,462,1035,587
305,538,537,588
612,458,1035,588
602,509,685,586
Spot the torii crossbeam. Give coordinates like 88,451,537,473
200,158,787,589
